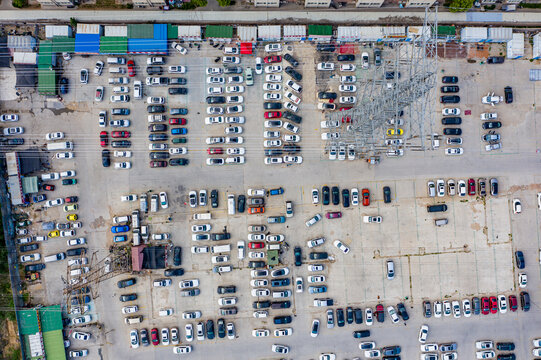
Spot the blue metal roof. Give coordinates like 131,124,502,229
127,38,167,54
74,33,100,54
153,24,167,40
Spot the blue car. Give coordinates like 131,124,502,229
171,128,188,135
33,194,47,203
114,235,128,243
267,216,286,224
111,225,130,233
170,108,188,115
269,187,284,196
309,286,327,294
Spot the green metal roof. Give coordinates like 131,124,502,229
39,306,63,332
38,69,56,95
308,25,333,36
167,24,178,39
42,330,66,360
52,37,75,53
128,24,154,39
205,25,233,39
100,36,128,54
437,26,456,36
18,309,39,335
38,41,53,68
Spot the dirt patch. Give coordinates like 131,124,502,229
90,215,107,229
0,319,20,358
471,222,481,231
467,43,490,59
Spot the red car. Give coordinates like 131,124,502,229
509,295,518,312
149,161,167,168
100,131,108,148
339,107,352,111
111,131,130,138
264,55,282,64
489,296,498,314
342,116,351,123
264,111,282,119
248,241,265,249
43,184,55,191
375,304,384,322
150,328,159,345
127,60,135,77
65,196,78,203
169,118,187,125
481,297,490,315
468,178,476,195
362,188,370,206
325,211,342,219
207,148,223,155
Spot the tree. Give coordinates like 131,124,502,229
217,0,230,6
448,0,474,12
70,17,78,28
12,0,27,8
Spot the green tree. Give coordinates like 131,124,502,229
217,0,230,6
70,17,78,29
12,0,27,8
448,0,474,12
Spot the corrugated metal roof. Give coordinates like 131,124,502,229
533,33,541,59
177,26,202,40
258,25,281,40
167,24,178,39
487,28,513,42
460,27,487,42
7,35,36,51
128,24,154,39
76,23,102,35
506,33,524,59
38,69,56,94
74,33,100,54
99,36,128,54
38,41,53,67
45,25,72,39
358,27,383,41
205,25,233,39
13,52,37,65
283,25,306,40
308,25,332,36
104,26,127,37
128,38,167,54
237,26,257,42
529,69,541,81
337,27,361,42
5,152,18,176
22,176,38,194
153,24,167,40
381,26,406,38
52,36,75,53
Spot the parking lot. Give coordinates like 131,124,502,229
3,38,541,359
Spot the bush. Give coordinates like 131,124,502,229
12,0,27,8
217,0,230,5
448,0,474,12
126,3,133,7
70,17,78,28
521,2,541,8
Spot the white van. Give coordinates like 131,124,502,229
150,195,158,213
47,141,73,151
435,218,448,226
132,229,141,246
223,47,240,55
193,213,211,220
211,244,231,254
113,215,131,224
109,67,125,74
44,252,66,263
131,210,140,228
125,315,143,325
107,57,126,65
134,81,142,99
141,225,149,241
139,194,148,213
227,195,236,215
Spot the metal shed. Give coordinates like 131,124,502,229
100,36,128,54
530,69,541,81
7,36,37,52
532,33,541,60
13,52,37,65
460,27,487,43
258,25,281,42
45,25,72,39
237,26,257,42
506,33,524,59
487,28,513,43
177,26,202,41
128,24,153,39
74,33,100,54
205,25,233,42
52,37,75,54
283,25,306,41
336,27,362,42
307,25,332,42
76,23,102,35
381,26,406,41
104,26,128,37
358,27,383,42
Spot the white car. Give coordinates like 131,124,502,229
351,188,359,205
265,43,282,52
206,67,223,75
226,85,244,93
283,155,302,164
179,279,200,288
159,191,168,209
110,120,130,127
308,275,325,283
72,331,91,341
363,216,382,223
20,253,40,263
147,96,165,104
263,83,281,91
207,87,223,95
519,273,527,288
476,341,493,350
271,344,289,354
205,116,225,125
387,306,399,323
340,75,356,83
266,74,282,83
247,189,265,196
317,62,335,71
191,246,209,254
153,278,172,287
452,300,461,318
340,64,356,72
265,65,282,73
264,92,282,101
252,329,270,337
283,134,300,142
168,65,186,74
227,147,245,155
284,91,301,105
296,277,303,293
226,156,245,164
46,132,64,140
184,324,193,342
312,188,319,204
476,351,496,359
114,162,131,169
249,252,265,259
462,299,472,317
339,96,356,104
333,240,349,254
207,76,225,84
113,86,129,94
3,127,25,136
308,264,324,272
110,95,129,103
264,140,282,148
122,305,138,314
182,311,202,319
443,300,451,316
282,121,299,133
365,350,381,358
264,131,280,139
305,214,322,227
534,349,541,356
433,301,442,318
255,57,263,74
171,42,187,54
482,93,503,105
226,105,243,114
513,198,521,214
169,147,187,155
307,237,325,248
458,180,466,196
418,325,428,343
55,152,74,159
284,102,298,112
339,84,357,92
226,96,244,104
361,52,369,68
222,56,240,64
480,112,497,120
442,108,460,116
0,114,18,122
251,288,270,297
67,238,86,246
498,294,507,313
421,343,438,352
227,76,243,84
207,106,224,115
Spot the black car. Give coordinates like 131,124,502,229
111,140,131,148
283,144,301,153
354,308,363,324
285,66,302,81
342,189,350,208
211,189,219,208
490,178,498,196
504,86,513,104
515,251,525,269
237,195,245,213
20,243,38,253
206,320,215,340
265,149,283,156
271,301,291,309
102,149,110,167
322,186,330,205
66,247,86,256
59,78,69,94
140,329,149,347
217,285,236,294
71,295,91,306
318,92,337,100
207,96,226,104
383,186,391,203
112,108,130,115
146,66,163,75
273,315,292,325
149,152,169,160
294,247,302,266
383,346,401,356
148,124,167,132
337,54,355,62
149,134,168,141
271,278,290,287
496,355,515,360
442,76,458,84
217,319,226,339
5,138,24,146
442,117,462,125
117,278,136,288
385,71,401,80
496,343,515,351
309,252,328,260
164,268,184,277
441,86,459,93
427,204,448,212
374,48,382,66
211,233,231,241
482,121,501,130
336,308,345,327
331,186,340,205
282,111,302,124
443,128,462,136
396,303,409,320
173,246,181,266
147,105,166,113
472,297,481,315
487,56,505,64
520,291,530,311
264,102,282,110
353,330,370,338
440,95,460,103
249,261,266,268
253,301,271,309
317,43,335,52
119,293,137,302
169,158,189,166
283,53,299,67
346,307,354,324
25,263,45,272
169,87,188,95
224,66,242,74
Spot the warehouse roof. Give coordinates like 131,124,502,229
205,25,233,39
52,36,75,53
75,33,100,53
167,24,178,39
38,69,56,94
15,65,37,89
128,24,154,39
99,36,128,54
308,25,333,36
38,41,54,67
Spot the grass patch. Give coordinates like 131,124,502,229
520,2,541,8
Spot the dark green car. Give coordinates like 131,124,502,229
62,179,77,185
172,137,187,144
